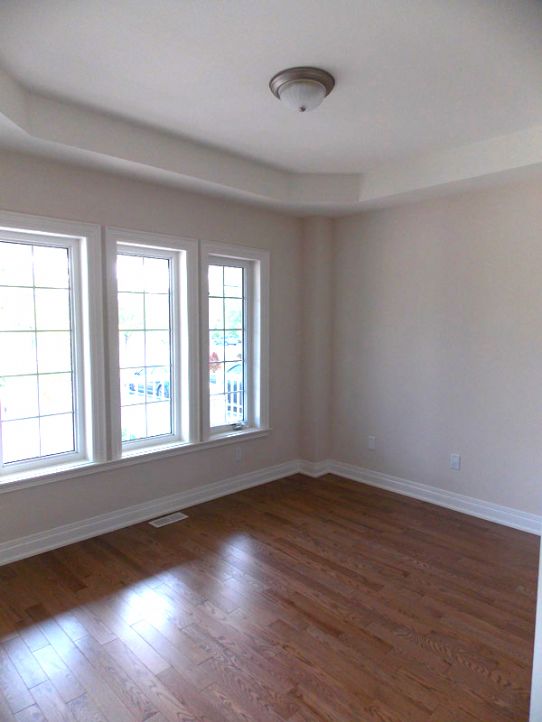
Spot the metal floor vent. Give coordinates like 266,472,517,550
149,511,188,528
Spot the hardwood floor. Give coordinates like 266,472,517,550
0,473,539,722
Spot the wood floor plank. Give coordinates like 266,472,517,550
73,634,157,721
103,637,204,722
32,645,85,703
0,644,35,713
28,680,76,722
3,635,49,689
130,620,213,690
0,473,538,722
66,693,108,722
156,667,224,722
33,617,137,722
17,623,50,654
0,689,19,722
83,598,170,676
15,705,47,722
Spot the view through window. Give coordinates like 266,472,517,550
208,263,246,428
0,218,268,476
0,240,76,464
117,251,173,443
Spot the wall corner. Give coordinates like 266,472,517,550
299,216,335,463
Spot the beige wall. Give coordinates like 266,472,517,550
0,150,303,542
332,182,542,514
299,217,333,462
1,149,541,541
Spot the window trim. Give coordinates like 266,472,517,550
0,213,270,487
105,228,198,458
116,243,180,451
0,211,106,474
0,426,271,494
200,241,269,442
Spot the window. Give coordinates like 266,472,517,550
117,247,175,445
0,238,77,465
107,229,198,456
201,243,269,440
0,213,104,476
208,262,247,429
0,213,267,484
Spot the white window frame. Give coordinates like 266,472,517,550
200,241,269,441
0,212,271,492
0,211,106,476
105,228,198,458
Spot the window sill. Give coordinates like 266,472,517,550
0,427,271,495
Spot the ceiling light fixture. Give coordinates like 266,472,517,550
269,66,335,113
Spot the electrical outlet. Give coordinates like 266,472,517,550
450,453,461,471
234,446,243,463
368,435,376,450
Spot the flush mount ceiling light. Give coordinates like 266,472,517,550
269,66,335,112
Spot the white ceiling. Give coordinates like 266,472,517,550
1,0,542,212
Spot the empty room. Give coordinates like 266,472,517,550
0,1,541,720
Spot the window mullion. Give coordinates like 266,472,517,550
103,234,122,461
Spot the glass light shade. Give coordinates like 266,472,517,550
278,79,327,112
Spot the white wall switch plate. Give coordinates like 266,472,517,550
450,453,461,471
368,435,376,450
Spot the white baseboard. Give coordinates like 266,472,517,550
326,460,542,536
297,459,331,478
1,457,539,566
0,460,300,566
